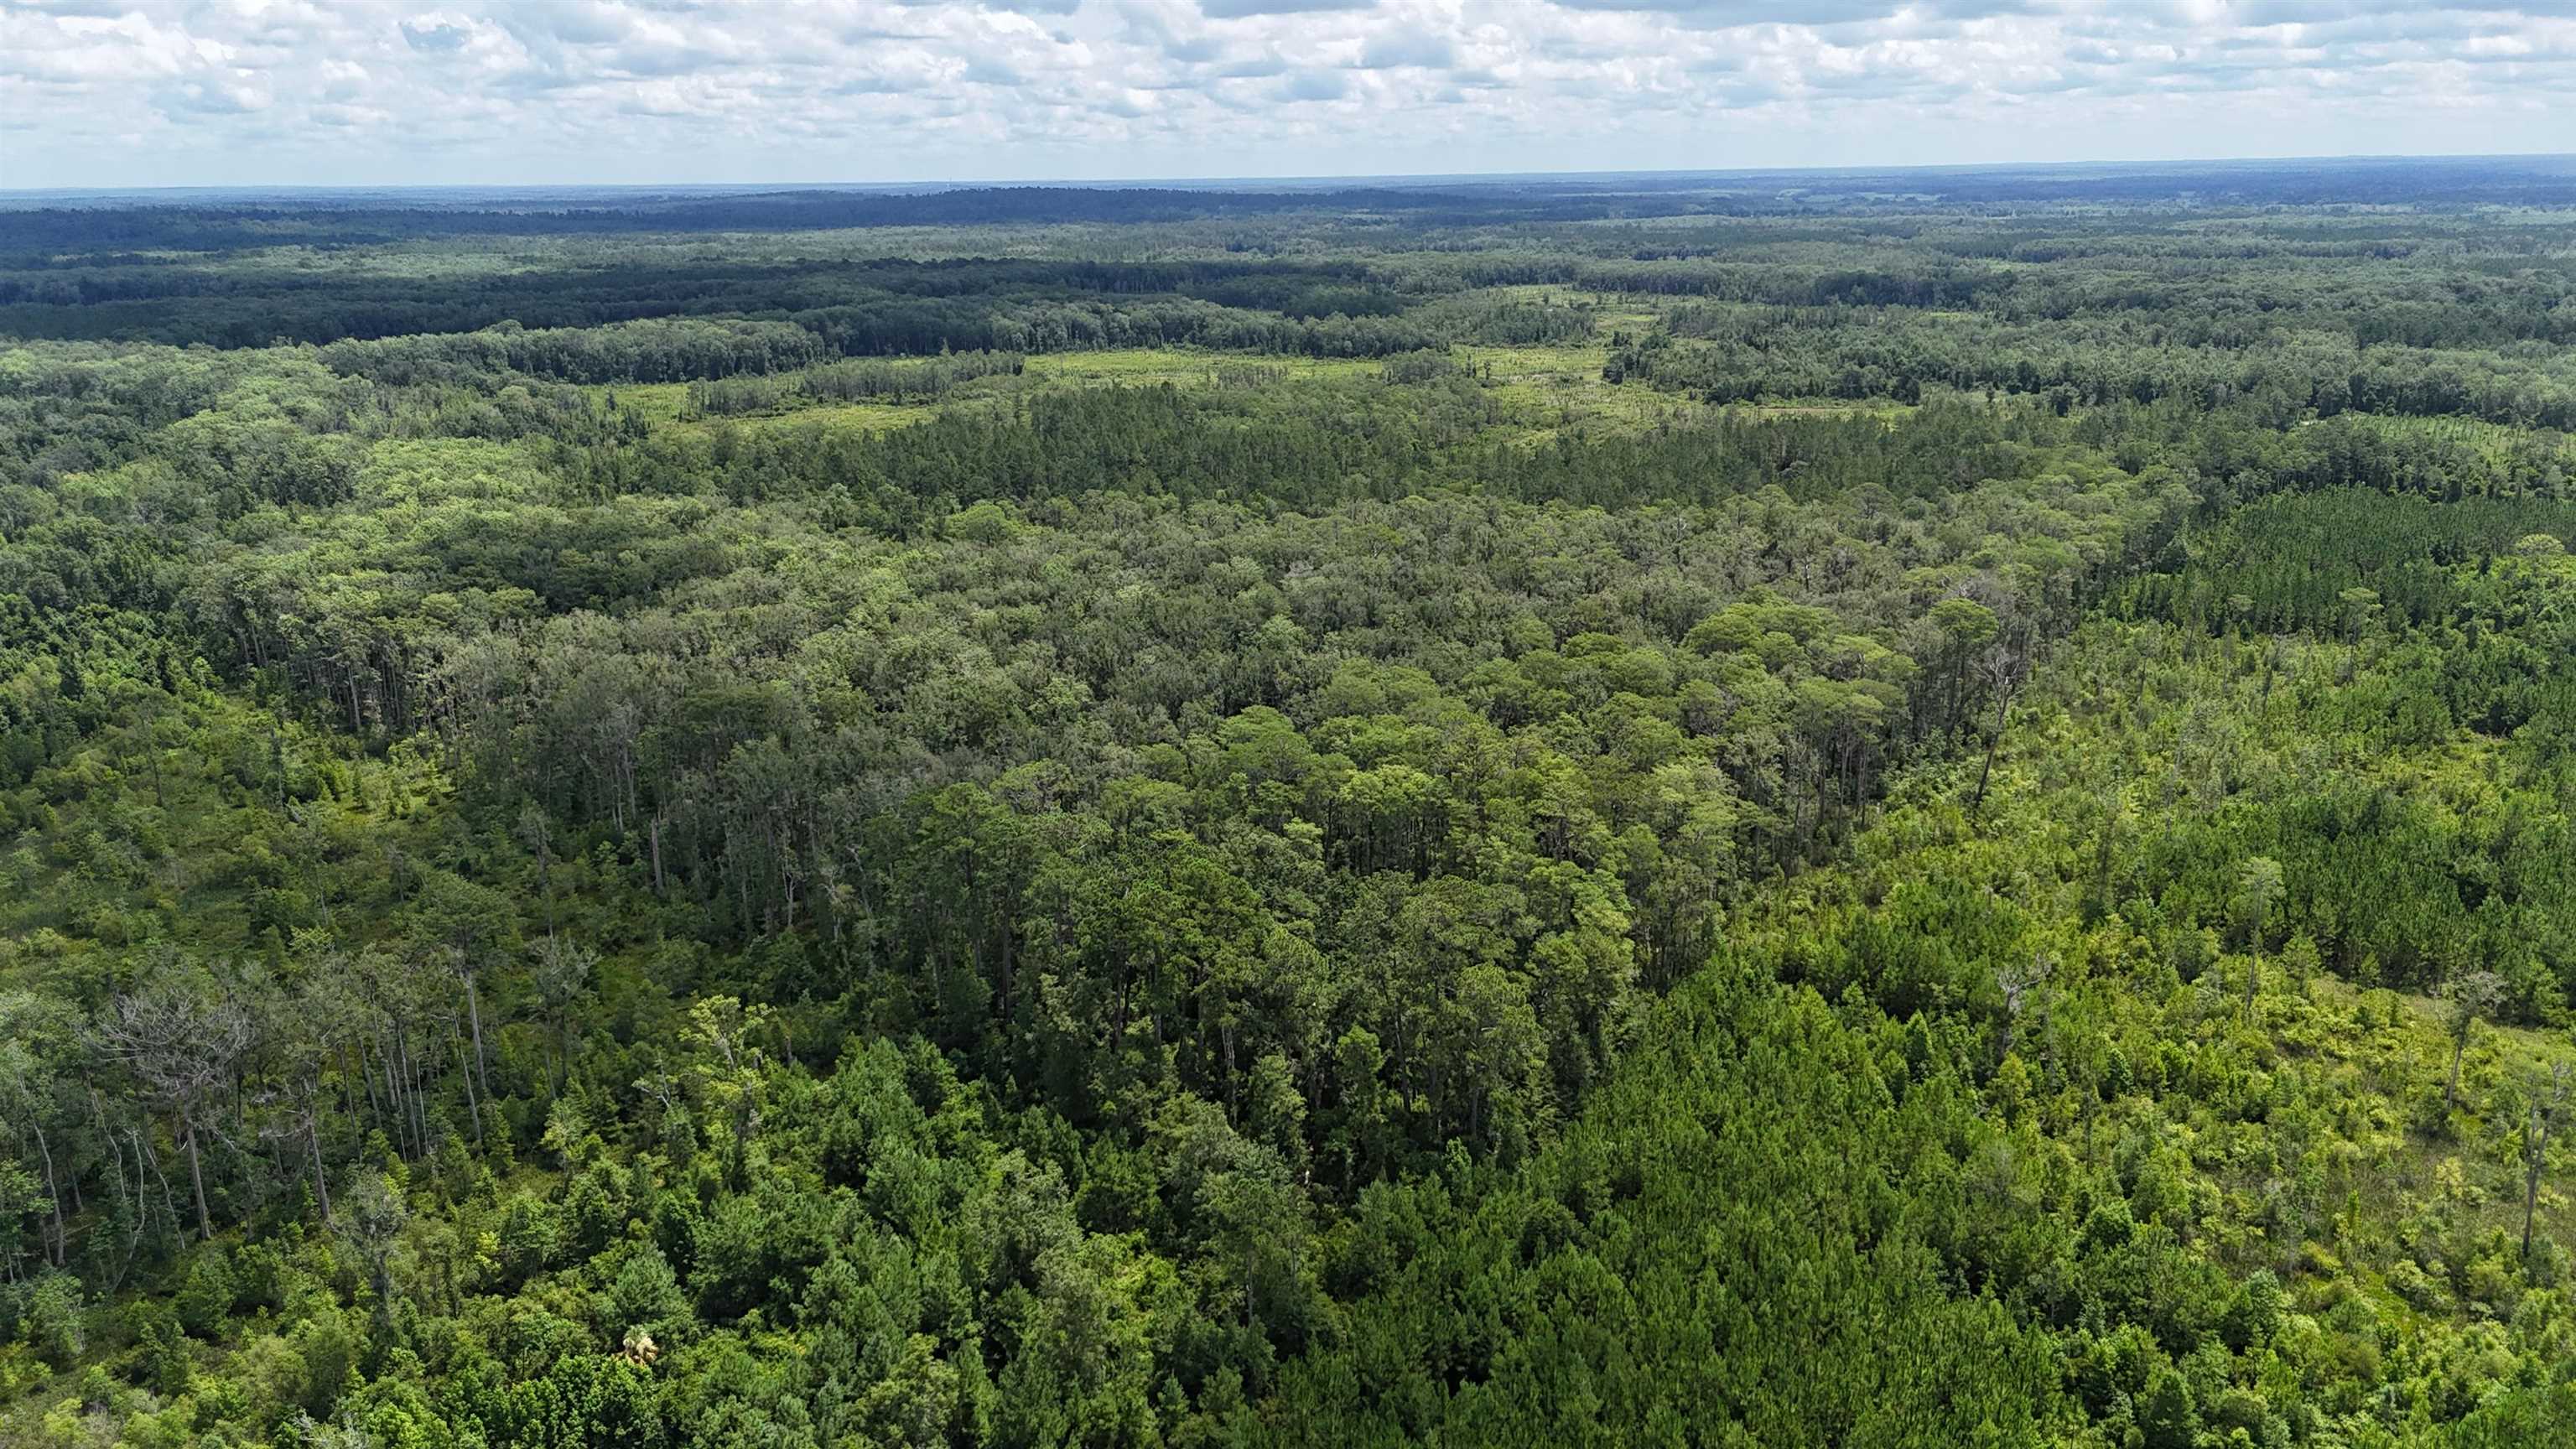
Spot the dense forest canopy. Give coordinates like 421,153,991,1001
3,159,2576,1446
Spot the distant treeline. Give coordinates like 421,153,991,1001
299,307,1442,388
10,156,2576,257
1605,308,2576,428
0,256,1431,351
0,184,1714,254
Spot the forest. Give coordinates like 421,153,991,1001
3,160,2575,1446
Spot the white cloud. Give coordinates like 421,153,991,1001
0,0,2572,188
1358,29,1452,67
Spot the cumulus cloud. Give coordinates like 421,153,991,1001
1278,67,1348,99
1358,30,1453,68
399,18,472,53
1201,0,1377,18
1,0,2573,188
157,77,273,116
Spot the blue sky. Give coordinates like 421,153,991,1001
4,0,2574,190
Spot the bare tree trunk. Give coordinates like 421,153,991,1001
380,1034,410,1157
465,973,491,1104
101,1131,138,1291
404,1028,428,1150
137,1128,175,1237
457,1036,485,1149
2525,1107,2552,1260
307,1112,333,1222
32,1125,64,1267
340,1041,363,1126
1971,694,2009,818
1969,632,2030,822
2526,1068,2571,1259
183,1123,212,1241
532,813,556,932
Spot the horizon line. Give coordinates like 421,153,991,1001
8,149,2576,200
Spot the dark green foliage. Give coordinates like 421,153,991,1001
5,179,2576,1448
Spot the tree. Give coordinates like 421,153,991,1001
96,975,255,1242
0,993,76,1268
340,1170,410,1332
1926,595,2000,740
1967,623,2032,822
2337,586,2381,646
1994,951,2052,1064
2137,1361,2199,1449
2443,969,2504,1113
2236,855,2283,1018
535,936,599,1101
408,871,515,1109
2521,1062,2573,1263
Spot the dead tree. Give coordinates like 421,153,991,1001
96,980,254,1242
1969,626,2033,822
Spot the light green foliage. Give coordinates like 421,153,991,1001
8,185,2576,1446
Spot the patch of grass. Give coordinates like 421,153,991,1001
595,380,938,438
1024,349,1382,388
596,382,690,426
1720,399,1919,421
1457,340,1701,444
728,399,943,434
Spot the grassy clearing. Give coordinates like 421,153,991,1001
683,397,944,434
1460,340,1699,444
1423,288,1692,444
597,381,690,426
1023,348,1383,388
1442,283,1664,340
593,380,939,437
591,325,1723,453
1720,399,1919,421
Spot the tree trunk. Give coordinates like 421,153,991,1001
458,1036,485,1149
183,1124,212,1241
408,1031,429,1150
1971,696,2008,819
308,1113,333,1222
2524,1109,2551,1260
465,973,491,1104
32,1125,64,1267
138,1129,176,1236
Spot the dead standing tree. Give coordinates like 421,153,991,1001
1968,623,2033,823
1994,951,2054,1066
96,979,255,1243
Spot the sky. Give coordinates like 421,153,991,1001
3,1,2574,190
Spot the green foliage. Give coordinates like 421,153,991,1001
9,183,2576,1447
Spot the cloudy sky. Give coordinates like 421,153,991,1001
3,0,2573,190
